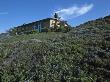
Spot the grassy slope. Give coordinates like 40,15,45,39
0,32,66,43
0,15,110,82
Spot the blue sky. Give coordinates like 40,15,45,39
0,0,110,33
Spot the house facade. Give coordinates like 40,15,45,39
33,13,70,32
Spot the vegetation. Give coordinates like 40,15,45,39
0,15,110,82
8,23,38,35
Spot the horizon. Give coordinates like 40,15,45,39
0,0,110,33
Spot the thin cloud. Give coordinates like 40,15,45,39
54,4,94,20
0,12,8,15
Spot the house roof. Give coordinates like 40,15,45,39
22,18,58,26
14,17,62,28
38,18,54,21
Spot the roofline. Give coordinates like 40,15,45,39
13,18,60,28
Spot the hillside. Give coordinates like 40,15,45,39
0,15,110,82
76,15,110,31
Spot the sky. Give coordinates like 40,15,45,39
0,0,110,33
